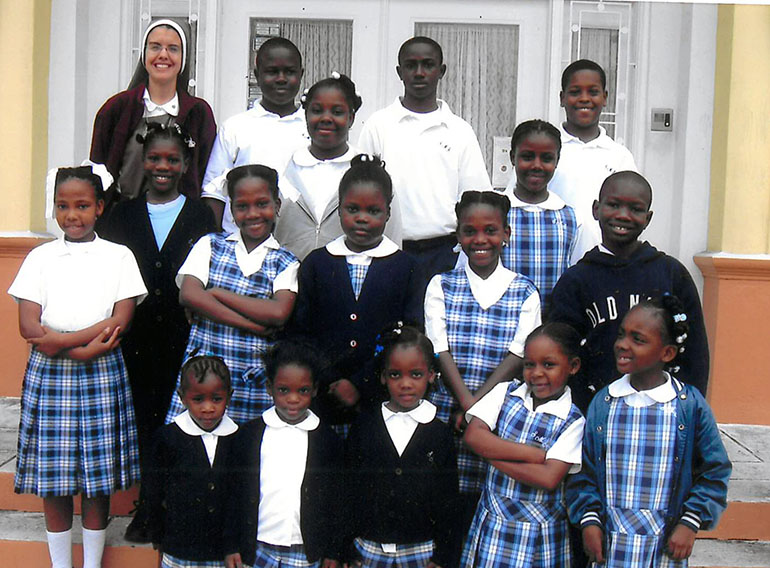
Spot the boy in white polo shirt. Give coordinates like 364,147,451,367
202,37,309,233
358,37,491,288
547,59,637,261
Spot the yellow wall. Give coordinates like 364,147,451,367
708,5,770,253
0,0,51,233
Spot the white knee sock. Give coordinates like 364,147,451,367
46,528,72,568
82,527,107,568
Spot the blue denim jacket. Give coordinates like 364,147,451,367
567,377,731,534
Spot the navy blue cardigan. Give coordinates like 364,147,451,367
224,417,344,566
290,247,423,421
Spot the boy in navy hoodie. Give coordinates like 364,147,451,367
548,170,709,413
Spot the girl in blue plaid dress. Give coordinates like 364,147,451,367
461,323,585,568
167,164,299,424
567,295,731,567
501,120,579,312
425,190,542,542
8,165,147,568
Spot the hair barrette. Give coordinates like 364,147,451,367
675,333,687,344
374,344,385,356
331,71,341,80
673,313,687,323
670,365,681,374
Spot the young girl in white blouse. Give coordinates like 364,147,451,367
9,165,147,568
425,190,541,539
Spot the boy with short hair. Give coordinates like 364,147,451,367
202,37,309,233
548,171,709,413
359,36,491,285
546,59,638,260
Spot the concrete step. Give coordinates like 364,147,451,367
0,510,157,567
690,539,770,567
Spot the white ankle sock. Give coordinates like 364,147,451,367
82,527,106,568
46,528,72,568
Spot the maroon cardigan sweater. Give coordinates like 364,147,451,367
90,83,216,198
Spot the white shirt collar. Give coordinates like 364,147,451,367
143,88,180,117
506,190,567,212
262,406,320,431
560,123,616,149
510,381,574,419
223,232,280,276
608,373,677,403
598,244,616,256
52,234,104,256
393,97,451,127
173,410,238,437
464,261,516,310
325,235,399,263
292,145,357,167
381,399,437,424
251,101,304,122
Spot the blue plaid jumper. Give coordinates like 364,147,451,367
161,553,226,568
347,262,370,300
502,204,577,310
429,268,539,494
167,235,298,424
354,537,434,568
461,382,582,568
15,349,140,497
252,541,319,568
604,397,682,568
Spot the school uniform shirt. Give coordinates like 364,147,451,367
9,235,147,331
90,83,216,199
567,376,731,566
544,124,637,260
462,381,584,568
358,98,492,241
497,190,580,311
290,236,423,421
548,241,709,413
224,412,344,566
425,262,541,494
145,411,238,561
202,103,309,234
346,403,459,568
258,407,319,546
274,146,403,260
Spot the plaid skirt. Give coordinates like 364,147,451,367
252,541,319,568
162,553,226,568
15,348,140,497
353,537,434,568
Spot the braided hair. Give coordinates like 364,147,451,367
373,322,437,376
634,294,690,372
338,153,393,205
179,355,232,394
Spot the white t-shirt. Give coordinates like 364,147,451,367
202,103,310,234
467,381,585,472
547,124,637,259
424,262,541,357
358,98,491,241
8,236,147,332
176,233,298,293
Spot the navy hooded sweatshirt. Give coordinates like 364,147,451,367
548,242,709,412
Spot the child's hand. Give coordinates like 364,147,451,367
225,552,244,568
27,326,66,356
666,524,696,560
582,525,605,564
451,408,468,433
68,326,121,361
321,559,341,568
426,562,442,568
329,379,360,407
343,561,362,568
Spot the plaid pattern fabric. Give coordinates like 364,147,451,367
252,541,319,568
502,205,577,309
354,537,434,568
15,349,140,497
347,262,370,300
604,397,681,567
167,235,298,424
429,268,538,494
460,382,581,568
161,553,226,568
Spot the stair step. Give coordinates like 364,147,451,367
0,510,157,567
690,539,770,567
